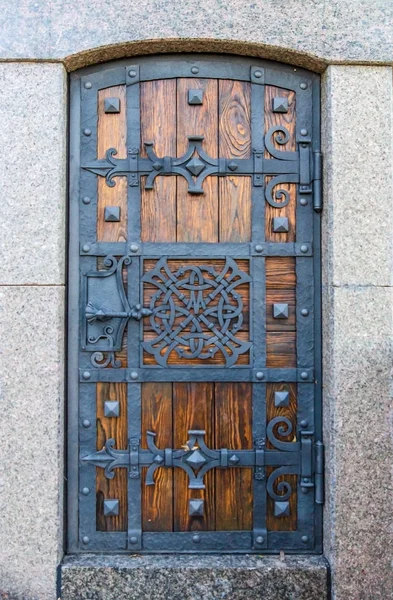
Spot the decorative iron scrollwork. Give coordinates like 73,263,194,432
81,255,151,368
142,257,251,367
81,127,320,207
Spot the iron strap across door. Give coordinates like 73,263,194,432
68,54,323,554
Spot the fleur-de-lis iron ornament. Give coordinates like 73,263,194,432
82,127,313,206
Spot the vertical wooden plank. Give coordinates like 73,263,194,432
140,80,177,242
264,86,296,242
219,80,252,242
141,383,173,531
139,81,177,532
97,85,127,242
96,383,128,531
176,78,218,242
215,383,253,530
266,256,297,368
266,383,297,531
173,383,215,531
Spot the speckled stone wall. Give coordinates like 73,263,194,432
0,2,392,599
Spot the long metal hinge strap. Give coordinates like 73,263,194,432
254,438,265,480
312,151,322,212
129,438,140,479
300,430,314,490
314,440,324,504
298,138,312,195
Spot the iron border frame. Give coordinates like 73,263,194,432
67,54,322,555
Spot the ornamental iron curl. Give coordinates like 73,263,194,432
81,255,152,368
142,257,252,367
81,127,315,207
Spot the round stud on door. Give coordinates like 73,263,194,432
191,66,199,74
192,534,201,543
255,536,264,544
82,371,91,380
82,536,89,544
128,70,137,78
82,487,90,495
300,198,308,206
300,82,308,90
84,82,92,89
300,244,309,253
129,536,138,544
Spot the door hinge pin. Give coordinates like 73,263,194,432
312,151,322,212
314,440,324,504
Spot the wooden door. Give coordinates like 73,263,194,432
68,55,323,553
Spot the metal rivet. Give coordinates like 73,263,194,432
82,419,91,428
82,487,90,495
192,534,201,543
300,198,308,206
191,66,199,74
83,128,91,136
84,81,92,89
254,70,262,78
130,244,139,253
300,420,308,428
301,535,309,543
301,308,309,317
130,371,138,380
82,371,91,380
300,82,307,90
256,372,264,380
255,536,264,544
301,372,308,380
128,69,137,78
300,128,308,136
255,244,263,253
82,536,89,544
82,196,91,205
130,536,138,544
303,478,309,483
82,244,91,253
300,244,308,253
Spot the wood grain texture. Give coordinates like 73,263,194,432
215,383,253,531
266,332,296,368
140,80,177,242
177,78,218,242
173,383,215,531
141,383,173,532
96,383,128,531
97,85,127,242
266,258,296,289
264,86,296,242
219,80,251,243
266,383,297,531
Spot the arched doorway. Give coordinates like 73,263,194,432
68,54,322,553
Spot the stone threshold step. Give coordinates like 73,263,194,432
61,554,329,600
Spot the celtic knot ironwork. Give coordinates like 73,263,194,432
142,257,251,367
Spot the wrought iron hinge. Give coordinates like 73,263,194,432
300,431,324,505
314,440,324,505
312,151,322,212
